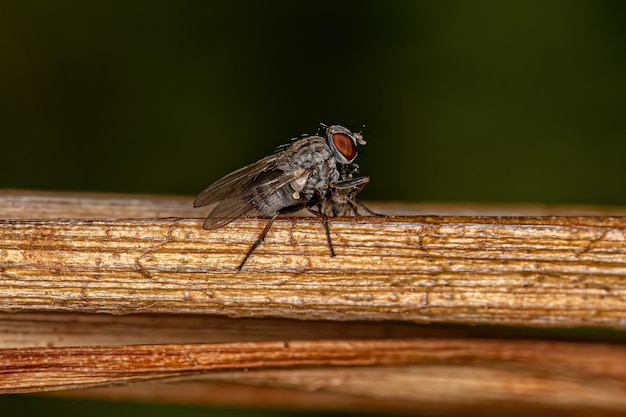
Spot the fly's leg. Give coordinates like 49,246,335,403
321,214,336,257
307,207,336,257
238,213,278,270
331,176,387,217
353,198,386,217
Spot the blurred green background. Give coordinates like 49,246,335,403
2,0,626,206
1,0,626,416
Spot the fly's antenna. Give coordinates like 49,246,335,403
353,123,367,146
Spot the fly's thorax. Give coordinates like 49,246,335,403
284,136,341,200
286,136,333,166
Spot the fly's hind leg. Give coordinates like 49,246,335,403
238,213,278,270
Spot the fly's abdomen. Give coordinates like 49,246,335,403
246,170,300,215
254,186,299,215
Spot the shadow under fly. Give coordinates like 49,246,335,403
193,124,383,270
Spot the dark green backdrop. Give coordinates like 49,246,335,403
2,0,625,206
1,1,626,416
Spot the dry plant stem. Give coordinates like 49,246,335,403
0,216,625,327
2,191,626,415
5,313,625,414
2,338,625,395
0,313,445,348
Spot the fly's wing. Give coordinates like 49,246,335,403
194,154,310,230
201,169,311,229
193,154,280,208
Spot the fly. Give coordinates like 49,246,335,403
193,124,382,270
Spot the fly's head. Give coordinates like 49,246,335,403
325,125,367,165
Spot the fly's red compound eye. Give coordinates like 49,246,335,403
332,133,357,161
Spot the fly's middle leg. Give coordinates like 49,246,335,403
322,214,336,257
307,207,336,258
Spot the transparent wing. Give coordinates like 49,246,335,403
193,154,281,208
200,198,257,229
196,161,310,230
201,168,310,229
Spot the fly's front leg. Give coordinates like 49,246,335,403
354,199,386,217
330,176,386,217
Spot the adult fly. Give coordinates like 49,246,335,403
193,124,381,269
